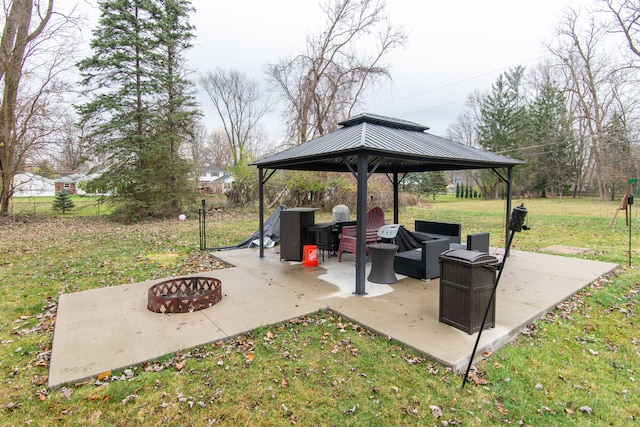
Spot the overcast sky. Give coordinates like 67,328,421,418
72,0,591,140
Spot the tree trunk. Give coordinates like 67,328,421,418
1,170,12,215
0,0,53,215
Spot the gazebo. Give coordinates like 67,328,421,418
251,113,524,294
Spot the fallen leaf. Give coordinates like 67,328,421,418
564,408,574,415
580,405,593,414
470,374,489,385
281,377,289,388
97,371,111,380
121,394,137,405
496,403,509,415
174,359,186,371
429,405,442,418
60,388,72,400
245,352,255,362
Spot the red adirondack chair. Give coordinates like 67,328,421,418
337,207,385,262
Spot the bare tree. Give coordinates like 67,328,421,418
445,90,485,147
199,68,269,168
0,0,76,214
205,128,233,168
53,111,87,173
445,91,486,196
266,0,407,143
548,7,635,200
602,0,640,59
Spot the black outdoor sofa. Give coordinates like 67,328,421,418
393,220,462,280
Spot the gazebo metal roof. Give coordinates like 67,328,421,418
252,113,524,295
253,113,523,172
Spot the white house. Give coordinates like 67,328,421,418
198,166,233,194
12,173,55,197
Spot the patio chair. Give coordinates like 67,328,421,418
337,207,386,262
376,223,400,243
366,206,385,230
449,232,490,253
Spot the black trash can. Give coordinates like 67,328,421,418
438,249,498,334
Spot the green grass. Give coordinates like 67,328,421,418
0,197,638,425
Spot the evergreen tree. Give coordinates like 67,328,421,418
527,78,575,198
76,0,198,219
407,172,447,200
601,112,635,199
52,191,76,214
477,67,530,198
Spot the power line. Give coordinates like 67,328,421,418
369,56,546,112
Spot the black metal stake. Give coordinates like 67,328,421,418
462,204,528,388
461,230,514,388
199,198,206,251
628,193,633,267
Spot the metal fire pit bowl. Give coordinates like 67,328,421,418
148,276,222,313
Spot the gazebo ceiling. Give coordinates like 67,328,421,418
252,113,524,173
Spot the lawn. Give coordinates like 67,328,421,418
0,196,638,425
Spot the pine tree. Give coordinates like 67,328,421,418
477,67,530,198
76,0,198,219
52,191,76,214
527,78,574,198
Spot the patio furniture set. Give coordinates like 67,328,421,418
281,206,491,282
279,206,498,334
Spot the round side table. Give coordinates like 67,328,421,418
367,242,399,284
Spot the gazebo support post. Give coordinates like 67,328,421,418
505,167,513,257
393,172,399,224
355,154,368,295
258,167,265,258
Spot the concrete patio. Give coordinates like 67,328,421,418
48,246,618,388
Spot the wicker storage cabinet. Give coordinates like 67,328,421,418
280,208,317,261
439,249,498,334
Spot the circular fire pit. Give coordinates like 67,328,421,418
148,276,222,313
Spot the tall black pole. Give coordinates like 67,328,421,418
199,198,206,251
505,167,513,257
628,193,633,266
259,167,265,258
462,204,528,388
393,172,399,225
461,230,514,388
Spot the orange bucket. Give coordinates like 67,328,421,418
302,245,318,266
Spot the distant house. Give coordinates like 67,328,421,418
12,173,55,197
198,166,233,194
211,173,235,194
55,174,86,195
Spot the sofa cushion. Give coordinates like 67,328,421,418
394,248,422,261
